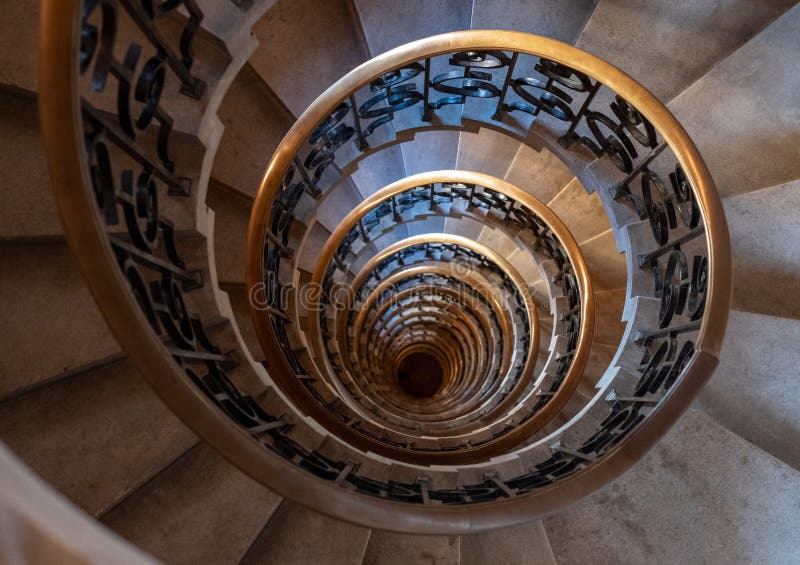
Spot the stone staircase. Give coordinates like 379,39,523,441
1,1,798,563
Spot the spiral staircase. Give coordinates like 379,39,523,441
1,1,799,563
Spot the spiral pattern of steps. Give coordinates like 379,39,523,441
1,1,799,564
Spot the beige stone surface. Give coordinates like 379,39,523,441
579,230,626,291
695,309,800,470
472,0,598,43
0,90,62,239
241,500,370,565
0,445,157,564
592,287,627,346
103,443,282,564
460,520,556,565
668,4,800,198
548,178,611,244
363,531,460,565
354,0,471,55
0,243,120,397
724,179,800,319
505,145,574,204
0,2,38,92
0,358,196,516
207,182,252,285
456,129,521,179
401,130,461,175
212,64,293,197
253,0,369,115
544,409,800,564
577,0,796,101
352,145,408,197
224,284,263,361
582,341,617,389
315,179,364,232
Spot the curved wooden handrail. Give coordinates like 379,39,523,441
40,6,731,533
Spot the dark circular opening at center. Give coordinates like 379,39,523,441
396,351,444,398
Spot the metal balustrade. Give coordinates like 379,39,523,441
40,1,731,533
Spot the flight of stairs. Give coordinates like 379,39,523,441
1,1,798,563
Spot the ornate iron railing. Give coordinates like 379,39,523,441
40,4,731,533
246,31,730,525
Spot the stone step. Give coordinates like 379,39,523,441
577,0,795,102
592,287,627,346
102,443,282,565
351,146,408,198
547,177,611,245
212,62,293,199
667,4,800,199
0,357,197,516
194,0,279,44
471,0,598,44
0,89,61,240
402,131,461,176
505,145,575,204
247,0,410,196
543,408,800,564
579,229,626,291
207,180,252,285
251,0,369,116
0,3,38,93
0,444,158,564
241,500,371,565
314,178,365,233
456,129,521,179
362,531,460,565
221,283,264,362
694,309,800,471
723,178,800,319
460,520,556,565
0,242,121,398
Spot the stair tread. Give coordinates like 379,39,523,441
0,357,197,517
456,130,521,179
102,442,282,565
0,89,62,240
0,242,121,397
548,178,611,245
544,408,800,564
505,145,575,205
353,0,470,56
577,0,796,102
212,63,293,198
0,444,157,565
401,130,461,176
667,4,800,199
207,180,252,285
695,309,800,470
362,530,459,565
251,0,369,116
471,0,598,44
724,179,800,319
351,146,407,199
578,230,626,291
460,520,556,565
0,3,38,92
241,500,370,565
